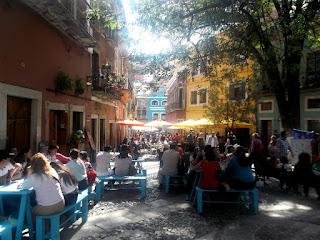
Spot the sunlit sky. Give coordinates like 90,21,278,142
122,0,171,55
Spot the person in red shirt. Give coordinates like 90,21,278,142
173,133,180,142
175,143,183,157
85,162,97,186
194,150,221,190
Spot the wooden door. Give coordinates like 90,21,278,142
7,96,31,151
99,119,106,151
49,110,68,155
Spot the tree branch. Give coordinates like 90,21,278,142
180,1,232,19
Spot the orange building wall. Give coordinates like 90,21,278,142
0,0,92,142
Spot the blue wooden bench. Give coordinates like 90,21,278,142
35,192,89,240
164,175,187,193
97,170,147,198
195,187,259,214
0,224,12,240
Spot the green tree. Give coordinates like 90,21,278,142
131,0,320,130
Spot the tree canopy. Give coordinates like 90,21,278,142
131,0,320,130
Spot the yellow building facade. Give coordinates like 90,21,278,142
185,57,256,145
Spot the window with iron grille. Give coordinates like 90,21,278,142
260,102,272,111
306,51,320,86
307,98,320,109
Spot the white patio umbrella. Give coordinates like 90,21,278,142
144,120,173,127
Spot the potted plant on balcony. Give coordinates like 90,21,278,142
74,78,85,96
55,71,73,94
71,130,85,145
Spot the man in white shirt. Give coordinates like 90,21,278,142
207,131,218,148
96,146,114,176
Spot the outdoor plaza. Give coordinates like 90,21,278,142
1,137,320,240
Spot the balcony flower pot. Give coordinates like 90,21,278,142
71,130,85,144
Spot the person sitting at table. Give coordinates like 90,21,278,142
22,153,65,216
7,146,18,158
96,146,114,176
45,144,70,163
114,145,132,176
50,161,78,206
13,147,32,177
186,146,204,198
85,162,98,186
0,150,22,185
194,151,221,190
80,151,90,163
66,149,88,190
158,143,181,188
224,146,255,190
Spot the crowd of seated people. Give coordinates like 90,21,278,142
0,145,91,223
155,133,320,202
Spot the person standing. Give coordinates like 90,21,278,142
207,131,218,148
187,132,194,144
198,132,205,148
277,131,294,159
173,133,180,142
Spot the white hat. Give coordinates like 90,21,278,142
85,162,92,169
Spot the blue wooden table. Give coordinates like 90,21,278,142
0,180,34,240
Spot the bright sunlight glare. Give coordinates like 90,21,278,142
122,0,172,55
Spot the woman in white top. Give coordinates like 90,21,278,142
114,145,132,176
51,161,78,205
22,153,64,216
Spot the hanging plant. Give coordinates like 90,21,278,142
75,78,85,96
56,71,73,93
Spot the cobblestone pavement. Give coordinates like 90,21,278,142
62,154,320,240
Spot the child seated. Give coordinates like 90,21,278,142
85,162,98,186
276,157,292,171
